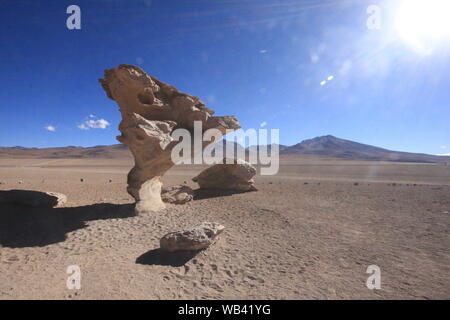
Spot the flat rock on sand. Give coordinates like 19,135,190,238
192,158,257,191
0,190,67,208
160,222,225,252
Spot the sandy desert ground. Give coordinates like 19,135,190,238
0,157,449,299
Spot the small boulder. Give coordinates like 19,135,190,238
192,158,257,191
160,222,225,252
0,190,67,208
161,185,194,204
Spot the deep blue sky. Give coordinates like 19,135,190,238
0,0,449,154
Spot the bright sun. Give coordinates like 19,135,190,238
396,0,450,52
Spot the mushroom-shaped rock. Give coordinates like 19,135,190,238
99,65,240,214
161,185,194,204
160,222,225,252
0,190,67,208
192,158,257,191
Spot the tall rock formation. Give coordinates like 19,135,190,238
99,65,240,213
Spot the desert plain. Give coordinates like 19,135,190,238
0,155,449,299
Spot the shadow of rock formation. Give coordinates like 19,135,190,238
193,188,255,200
0,203,135,248
136,248,200,267
0,190,67,208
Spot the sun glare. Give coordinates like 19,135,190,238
395,0,450,53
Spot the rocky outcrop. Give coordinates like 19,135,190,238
161,185,194,204
160,222,225,252
0,190,67,208
192,159,257,191
99,65,240,214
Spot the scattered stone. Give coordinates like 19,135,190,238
80,178,84,182
160,222,225,252
18,180,23,184
354,182,359,186
99,65,240,214
304,182,308,185
109,179,112,183
161,185,194,204
0,190,67,208
192,158,257,191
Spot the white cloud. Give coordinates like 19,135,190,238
77,123,89,130
44,125,56,132
310,53,319,64
440,145,447,149
437,153,450,156
260,121,267,128
339,60,352,76
89,119,110,129
320,76,334,87
77,117,110,130
260,49,268,54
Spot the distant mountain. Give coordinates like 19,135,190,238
0,144,131,159
246,143,289,155
271,135,450,163
1,135,449,163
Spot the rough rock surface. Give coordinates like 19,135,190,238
161,185,194,204
0,190,67,208
160,222,225,252
99,65,240,214
192,158,257,191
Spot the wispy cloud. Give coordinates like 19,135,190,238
44,125,56,132
437,146,449,156
77,116,110,130
77,123,89,130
